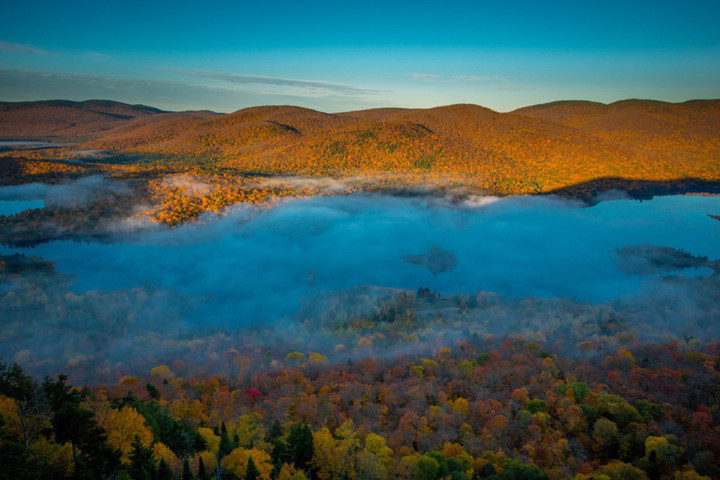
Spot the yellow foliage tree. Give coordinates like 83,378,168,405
286,352,305,361
153,442,180,472
309,353,328,363
197,427,221,453
364,433,392,463
312,422,359,480
221,447,273,480
600,461,648,480
674,470,711,480
355,432,393,480
645,436,670,456
450,398,469,415
150,364,175,381
0,395,23,442
28,438,74,478
311,428,342,480
96,407,153,462
276,463,306,480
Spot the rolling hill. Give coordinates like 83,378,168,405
1,98,719,196
513,99,720,171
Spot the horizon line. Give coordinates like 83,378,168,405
1,96,719,115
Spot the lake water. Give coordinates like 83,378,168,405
0,140,55,153
0,141,52,147
0,200,45,216
3,193,719,324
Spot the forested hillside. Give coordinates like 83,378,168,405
2,99,719,198
2,325,719,480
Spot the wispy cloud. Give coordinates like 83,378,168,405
407,72,544,91
0,40,57,56
84,51,114,60
490,83,546,91
453,75,496,82
406,73,443,81
173,68,387,97
0,68,243,110
0,68,389,113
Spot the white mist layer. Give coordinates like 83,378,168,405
4,193,719,326
0,175,128,207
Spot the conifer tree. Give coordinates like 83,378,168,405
220,421,234,457
198,455,210,480
245,455,261,480
287,423,314,472
158,458,174,480
182,457,195,480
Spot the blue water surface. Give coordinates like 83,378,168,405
2,194,719,324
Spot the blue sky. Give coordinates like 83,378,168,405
1,0,718,112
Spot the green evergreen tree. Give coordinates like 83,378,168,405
287,423,314,472
245,456,261,480
146,461,158,480
267,421,283,442
182,457,195,480
197,455,210,480
128,436,155,480
146,383,160,400
43,375,121,480
219,421,234,457
271,438,289,466
157,458,173,480
271,438,288,480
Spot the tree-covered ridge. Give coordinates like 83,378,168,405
1,98,719,227
79,101,720,195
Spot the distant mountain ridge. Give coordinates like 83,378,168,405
513,99,720,137
0,99,166,116
0,99,214,139
1,98,718,195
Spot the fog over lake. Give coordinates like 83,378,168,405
3,193,719,325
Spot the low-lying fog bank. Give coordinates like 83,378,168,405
0,191,718,382
11,193,720,302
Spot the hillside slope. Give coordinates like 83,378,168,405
1,99,718,196
513,99,720,173
83,100,720,193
